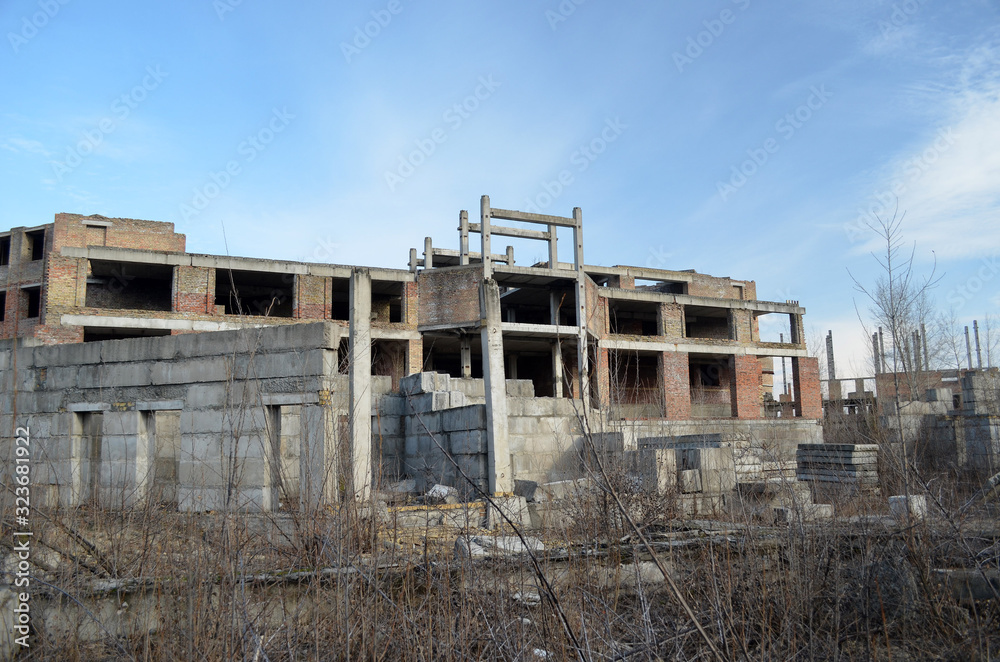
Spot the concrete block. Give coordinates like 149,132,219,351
405,412,440,436
514,479,538,501
486,496,530,529
399,372,437,395
535,478,592,503
426,484,460,504
633,448,677,494
889,495,927,520
185,384,228,409
448,391,467,408
455,534,544,559
376,416,401,436
449,430,486,455
679,447,736,494
440,405,487,432
505,379,535,397
378,395,406,416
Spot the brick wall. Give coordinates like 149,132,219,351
174,266,213,314
660,352,691,420
659,302,684,340
295,274,328,320
731,355,762,419
793,356,822,419
53,214,186,252
417,268,481,327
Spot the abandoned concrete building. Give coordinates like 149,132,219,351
1,197,827,514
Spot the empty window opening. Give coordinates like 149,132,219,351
500,285,576,326
689,356,732,418
609,300,659,336
23,287,40,318
215,269,294,317
0,291,5,322
372,281,403,324
684,305,732,340
611,351,662,418
82,327,171,342
508,351,553,398
635,278,687,295
0,236,10,266
756,312,792,343
86,260,173,311
26,230,45,261
330,278,350,321
266,405,300,509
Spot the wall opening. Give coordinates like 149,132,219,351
610,350,662,418
215,269,294,317
83,327,171,342
0,236,9,266
86,260,173,311
23,287,40,318
609,300,659,336
635,278,687,294
0,291,5,322
757,312,792,343
330,278,350,321
373,340,407,389
500,285,576,325
372,281,403,324
26,230,45,261
684,305,731,340
74,412,104,505
151,410,180,507
689,355,732,418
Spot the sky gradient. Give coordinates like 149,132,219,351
2,0,998,378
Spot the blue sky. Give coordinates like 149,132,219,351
2,0,998,377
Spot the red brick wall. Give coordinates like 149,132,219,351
731,354,762,419
417,268,481,327
659,303,684,339
659,351,691,420
295,274,327,320
792,356,822,419
52,214,185,252
173,266,213,314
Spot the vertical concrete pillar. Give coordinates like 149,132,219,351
552,340,564,398
548,223,558,269
481,195,493,278
423,237,433,270
593,347,611,409
480,278,512,495
460,335,472,378
459,210,470,266
349,268,373,501
573,207,589,405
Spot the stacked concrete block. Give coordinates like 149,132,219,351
631,448,677,493
678,446,737,494
796,443,879,499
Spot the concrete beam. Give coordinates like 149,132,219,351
349,269,373,501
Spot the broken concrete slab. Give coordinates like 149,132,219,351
454,534,545,559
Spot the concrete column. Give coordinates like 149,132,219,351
573,208,589,405
423,237,433,270
349,268,373,501
460,335,472,378
552,340,564,398
480,278,512,495
409,248,418,273
548,223,558,269
459,210,470,266
481,195,493,278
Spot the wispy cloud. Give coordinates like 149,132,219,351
1,135,50,157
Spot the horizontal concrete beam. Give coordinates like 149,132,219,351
61,314,264,333
500,322,581,338
598,338,810,358
598,288,804,314
488,208,579,228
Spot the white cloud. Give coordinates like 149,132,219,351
1,136,50,157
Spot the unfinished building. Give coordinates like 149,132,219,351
1,197,826,515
